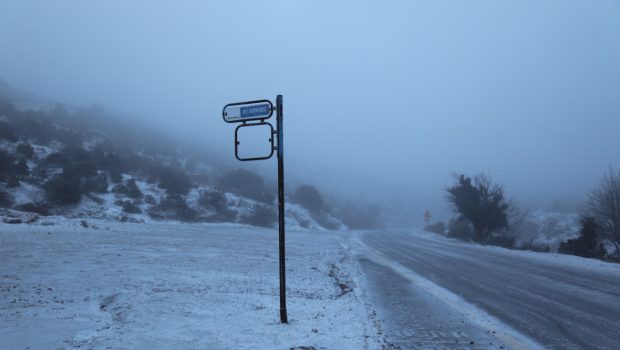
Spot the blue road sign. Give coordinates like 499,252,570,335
240,103,271,119
222,99,274,123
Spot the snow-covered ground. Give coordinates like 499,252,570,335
515,210,580,251
0,218,380,349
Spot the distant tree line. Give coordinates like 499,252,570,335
428,169,620,263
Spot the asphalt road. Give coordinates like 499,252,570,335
357,231,620,350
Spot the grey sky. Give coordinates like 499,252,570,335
1,1,619,221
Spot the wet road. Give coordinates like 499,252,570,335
357,231,620,350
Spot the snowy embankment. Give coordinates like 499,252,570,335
0,218,379,349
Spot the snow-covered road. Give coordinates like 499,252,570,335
0,219,380,349
355,230,620,350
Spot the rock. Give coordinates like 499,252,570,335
3,218,22,224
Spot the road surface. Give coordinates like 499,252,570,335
356,230,620,350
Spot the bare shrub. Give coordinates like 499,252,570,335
587,168,620,252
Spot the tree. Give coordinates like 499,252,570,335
292,185,324,213
125,178,143,198
0,121,17,142
16,143,35,159
240,204,277,228
446,174,511,243
159,167,192,195
44,173,82,205
559,217,607,259
198,189,236,222
587,168,620,252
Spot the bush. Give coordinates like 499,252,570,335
425,221,446,235
587,168,620,253
44,152,70,168
159,167,192,195
148,194,197,222
4,175,19,188
559,216,607,259
448,216,473,240
240,204,277,228
109,171,123,183
0,191,12,208
0,150,19,177
115,199,142,214
16,202,50,216
198,189,236,222
125,178,143,199
0,121,17,142
62,146,98,178
216,169,274,204
82,173,109,194
144,194,156,205
44,173,82,205
292,185,324,213
111,183,128,195
13,159,29,176
16,143,35,159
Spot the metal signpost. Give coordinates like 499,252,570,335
221,95,287,324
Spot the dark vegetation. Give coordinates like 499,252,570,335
148,194,197,222
240,204,277,228
0,98,211,222
442,171,618,262
587,168,620,252
558,217,607,259
446,174,514,248
197,189,236,222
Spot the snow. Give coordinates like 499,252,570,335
409,227,620,273
0,219,380,349
9,182,45,206
517,210,580,250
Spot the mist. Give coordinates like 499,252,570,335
1,0,619,224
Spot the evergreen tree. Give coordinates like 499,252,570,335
559,217,607,259
447,174,511,243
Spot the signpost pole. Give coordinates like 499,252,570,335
276,94,288,324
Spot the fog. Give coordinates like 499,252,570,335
1,0,619,223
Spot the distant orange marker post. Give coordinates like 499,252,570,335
424,210,431,226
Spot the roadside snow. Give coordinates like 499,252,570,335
408,228,620,273
0,219,378,349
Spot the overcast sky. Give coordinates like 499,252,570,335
1,1,619,221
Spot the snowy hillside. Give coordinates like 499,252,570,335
515,210,580,251
0,89,345,231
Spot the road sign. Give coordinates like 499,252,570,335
235,122,274,161
223,100,274,123
220,95,288,324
